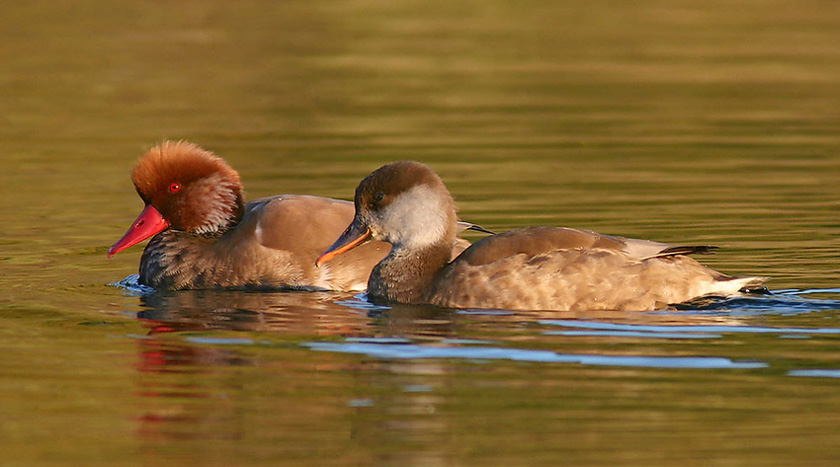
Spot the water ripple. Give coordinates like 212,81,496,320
675,290,840,314
334,294,391,312
184,337,255,345
545,330,721,339
303,342,766,369
540,319,840,335
108,274,156,295
788,369,840,379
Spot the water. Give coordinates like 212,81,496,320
2,0,840,464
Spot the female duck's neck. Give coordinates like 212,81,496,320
368,241,452,305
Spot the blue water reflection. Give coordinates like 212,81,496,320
789,369,840,379
303,341,766,369
547,330,721,339
540,319,840,335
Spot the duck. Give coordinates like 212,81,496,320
108,142,482,291
316,161,767,311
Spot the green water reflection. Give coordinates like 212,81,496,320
2,0,840,464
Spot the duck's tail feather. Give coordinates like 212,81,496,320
647,245,719,259
456,221,495,235
719,275,769,294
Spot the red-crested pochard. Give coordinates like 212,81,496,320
316,161,766,311
108,142,481,291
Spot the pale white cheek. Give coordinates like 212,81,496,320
381,185,449,248
195,175,239,233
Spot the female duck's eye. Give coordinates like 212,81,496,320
169,182,181,193
374,192,385,203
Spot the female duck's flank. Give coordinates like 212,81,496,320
316,161,766,311
108,142,479,291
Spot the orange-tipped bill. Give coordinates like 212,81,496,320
316,220,372,267
108,204,170,258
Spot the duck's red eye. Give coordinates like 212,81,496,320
169,183,181,193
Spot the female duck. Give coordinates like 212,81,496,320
109,142,476,291
316,161,765,311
